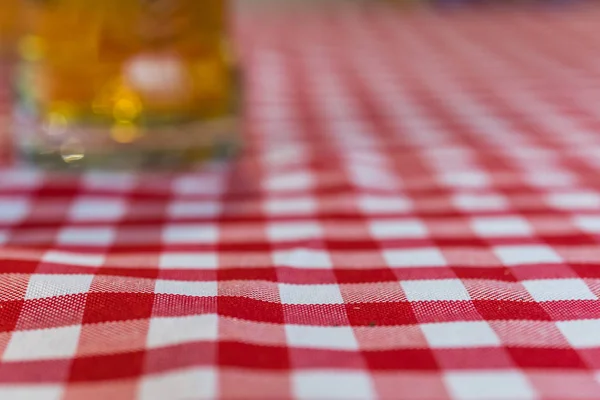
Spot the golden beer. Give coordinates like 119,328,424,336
0,0,20,56
14,0,240,169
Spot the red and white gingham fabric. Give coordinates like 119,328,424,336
3,3,600,399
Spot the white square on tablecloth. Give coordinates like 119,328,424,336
167,201,222,218
279,283,343,305
452,193,508,211
401,279,471,301
0,170,42,189
42,250,105,267
154,280,217,297
293,371,376,400
264,171,314,192
69,197,126,221
162,224,219,244
493,245,562,266
441,171,490,188
383,248,447,268
470,216,533,237
368,219,428,239
357,195,412,214
547,192,600,210
25,274,94,300
572,215,600,232
267,221,322,241
285,325,358,350
421,321,501,348
83,172,136,191
523,279,596,301
3,325,81,361
265,197,317,215
262,146,307,167
349,164,400,190
526,171,576,188
57,227,116,246
444,371,535,400
159,253,217,269
146,314,218,348
273,249,332,269
172,174,226,196
556,319,600,348
139,368,216,400
0,198,30,224
0,385,64,400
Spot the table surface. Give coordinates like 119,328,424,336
2,4,600,399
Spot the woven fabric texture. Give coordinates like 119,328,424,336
1,4,600,399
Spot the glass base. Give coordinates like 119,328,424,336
12,115,241,171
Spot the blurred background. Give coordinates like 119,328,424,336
0,0,598,170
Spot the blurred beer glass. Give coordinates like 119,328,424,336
13,0,240,169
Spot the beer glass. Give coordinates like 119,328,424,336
13,0,240,169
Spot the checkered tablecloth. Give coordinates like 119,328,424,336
3,3,600,399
